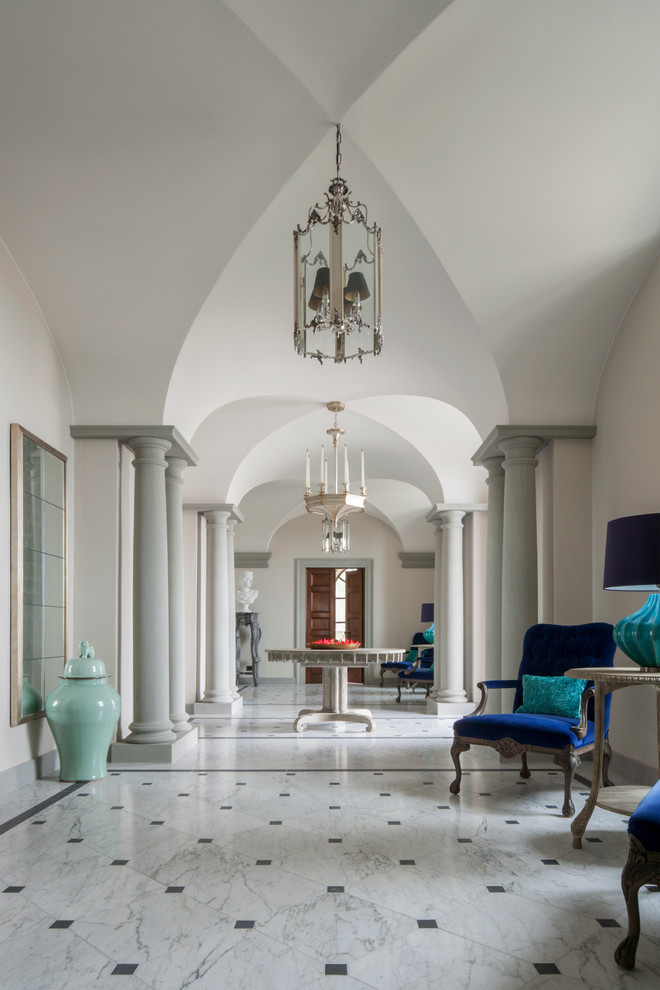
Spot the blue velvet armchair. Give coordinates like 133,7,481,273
450,622,616,817
380,632,431,686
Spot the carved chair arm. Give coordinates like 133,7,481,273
469,679,519,717
570,686,595,739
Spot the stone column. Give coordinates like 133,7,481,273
428,508,468,711
483,456,505,691
500,436,541,680
165,456,193,733
124,437,176,745
226,517,241,699
193,509,243,715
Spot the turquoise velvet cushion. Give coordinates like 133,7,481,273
516,674,588,719
423,624,434,643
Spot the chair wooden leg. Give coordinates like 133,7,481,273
380,670,384,686
615,837,646,970
520,752,531,779
553,748,579,817
602,735,614,787
449,738,470,795
396,682,402,703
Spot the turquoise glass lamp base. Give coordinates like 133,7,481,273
614,593,660,669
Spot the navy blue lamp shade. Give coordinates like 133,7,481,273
603,513,660,668
420,603,434,623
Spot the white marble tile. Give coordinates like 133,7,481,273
348,929,534,989
440,889,602,963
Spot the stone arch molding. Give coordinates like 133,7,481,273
184,394,487,553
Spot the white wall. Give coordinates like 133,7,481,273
593,250,660,773
0,241,73,778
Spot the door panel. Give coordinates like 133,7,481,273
305,567,364,684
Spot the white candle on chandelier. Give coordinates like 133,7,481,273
324,457,328,490
320,444,325,486
305,449,310,490
361,448,365,491
344,443,349,488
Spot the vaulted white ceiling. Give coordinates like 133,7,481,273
2,1,659,548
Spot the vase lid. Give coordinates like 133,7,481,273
62,640,108,678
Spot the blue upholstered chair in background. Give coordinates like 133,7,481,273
380,632,429,686
396,654,434,701
615,779,660,970
450,622,616,817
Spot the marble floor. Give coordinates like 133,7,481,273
1,679,659,989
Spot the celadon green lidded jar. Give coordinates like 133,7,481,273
45,641,121,782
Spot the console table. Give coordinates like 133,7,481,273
566,666,660,848
236,612,262,686
267,647,406,732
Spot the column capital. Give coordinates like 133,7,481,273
187,502,244,523
70,424,198,465
481,454,505,480
472,424,596,465
426,503,486,527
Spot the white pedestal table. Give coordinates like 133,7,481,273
267,648,406,732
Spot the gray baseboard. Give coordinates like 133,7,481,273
608,750,659,787
0,750,59,797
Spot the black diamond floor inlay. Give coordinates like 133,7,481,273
597,918,622,928
329,805,341,809
269,821,282,825
325,964,348,975
198,838,212,844
542,859,559,865
437,805,450,810
586,837,603,843
487,885,506,893
166,886,184,893
111,806,124,810
50,920,74,929
150,821,164,826
457,838,472,844
111,860,129,866
221,806,232,810
505,820,519,825
112,963,138,975
235,920,255,929
67,838,83,843
400,859,415,866
3,886,24,893
534,963,560,975
417,919,438,929
256,860,272,865
328,838,342,843
327,885,344,892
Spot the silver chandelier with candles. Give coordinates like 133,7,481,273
294,124,382,364
304,402,366,553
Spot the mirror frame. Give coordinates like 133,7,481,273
10,424,67,725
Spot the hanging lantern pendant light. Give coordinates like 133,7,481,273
294,125,383,364
304,402,366,553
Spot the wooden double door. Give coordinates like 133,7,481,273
305,567,365,684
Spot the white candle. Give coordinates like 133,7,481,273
305,449,310,489
361,448,365,490
344,443,349,487
320,444,325,486
324,457,328,490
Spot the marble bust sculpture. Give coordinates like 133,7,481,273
236,570,259,612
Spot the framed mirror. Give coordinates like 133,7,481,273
10,424,67,725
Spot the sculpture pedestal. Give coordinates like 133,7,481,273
236,611,261,686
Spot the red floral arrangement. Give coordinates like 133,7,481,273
308,638,361,649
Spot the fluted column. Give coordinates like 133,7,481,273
226,517,241,699
428,508,468,710
500,436,541,680
125,437,176,744
483,455,505,691
193,509,243,715
165,457,193,733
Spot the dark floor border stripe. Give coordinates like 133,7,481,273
105,766,554,774
0,782,85,835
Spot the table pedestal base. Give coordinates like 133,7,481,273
293,666,374,733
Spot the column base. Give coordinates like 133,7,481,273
170,713,194,734
110,727,198,765
192,697,243,717
426,697,473,716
